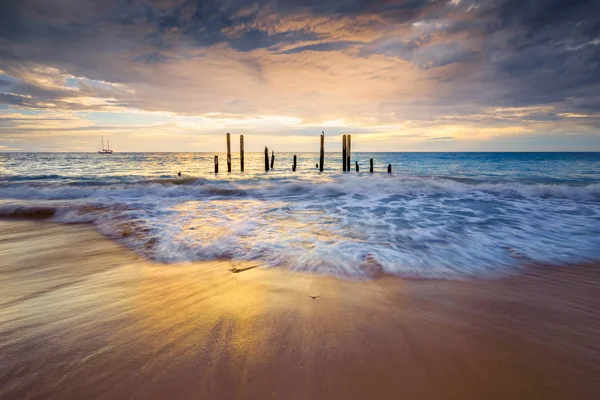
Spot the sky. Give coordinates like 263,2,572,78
1,0,599,152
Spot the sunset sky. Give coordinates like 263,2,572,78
1,0,599,152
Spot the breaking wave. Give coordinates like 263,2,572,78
2,175,600,201
1,174,599,279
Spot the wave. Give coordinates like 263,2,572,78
0,174,66,182
0,203,58,219
1,175,599,202
1,174,599,279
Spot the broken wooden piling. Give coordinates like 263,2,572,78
320,131,325,172
342,134,347,172
388,164,392,173
346,134,351,171
370,158,374,173
264,147,269,172
270,150,275,169
240,135,244,172
293,155,297,171
214,155,219,173
226,133,231,173
356,161,359,172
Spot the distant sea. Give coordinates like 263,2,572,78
1,152,599,279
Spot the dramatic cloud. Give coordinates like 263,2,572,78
0,0,599,151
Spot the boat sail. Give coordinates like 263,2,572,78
98,137,114,154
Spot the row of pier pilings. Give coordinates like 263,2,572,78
214,132,392,173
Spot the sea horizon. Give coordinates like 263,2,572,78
3,150,600,153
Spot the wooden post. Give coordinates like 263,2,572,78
356,161,359,172
319,131,324,172
347,134,351,172
214,155,219,173
293,155,297,171
240,135,244,172
342,134,347,172
226,133,231,173
264,147,269,172
388,164,392,173
270,151,275,169
369,158,374,173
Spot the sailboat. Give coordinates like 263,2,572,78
97,136,114,154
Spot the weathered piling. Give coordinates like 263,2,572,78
388,164,392,173
240,135,244,172
214,155,219,173
346,134,351,171
264,147,269,171
356,161,359,172
342,134,347,172
370,158,374,173
270,151,275,169
320,131,325,172
226,133,231,173
293,155,297,171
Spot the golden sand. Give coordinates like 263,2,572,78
0,220,599,399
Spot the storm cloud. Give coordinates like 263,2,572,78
0,0,599,151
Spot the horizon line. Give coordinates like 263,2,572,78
2,151,600,154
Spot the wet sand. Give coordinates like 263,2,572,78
0,220,599,399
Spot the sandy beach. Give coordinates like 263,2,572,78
0,219,599,399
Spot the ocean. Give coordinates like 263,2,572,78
1,152,599,279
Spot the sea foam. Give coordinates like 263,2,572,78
1,173,599,279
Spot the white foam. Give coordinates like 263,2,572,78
1,175,600,201
1,175,599,279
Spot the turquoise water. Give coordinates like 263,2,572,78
1,152,599,278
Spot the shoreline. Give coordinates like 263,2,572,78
1,219,599,399
1,215,594,282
